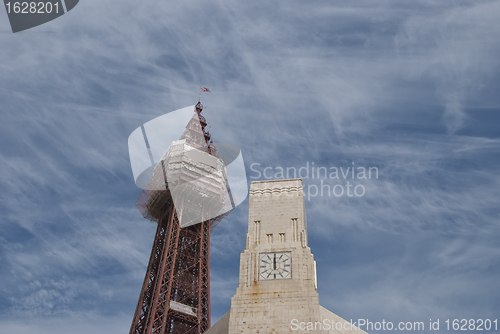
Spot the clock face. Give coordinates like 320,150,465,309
259,252,291,280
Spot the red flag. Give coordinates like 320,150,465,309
201,87,211,92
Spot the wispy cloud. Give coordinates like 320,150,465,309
395,1,500,133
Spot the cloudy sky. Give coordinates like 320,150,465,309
1,0,500,333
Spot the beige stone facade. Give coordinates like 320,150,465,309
206,179,367,334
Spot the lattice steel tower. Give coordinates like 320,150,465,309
130,101,233,334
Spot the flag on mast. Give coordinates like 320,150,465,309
201,87,211,92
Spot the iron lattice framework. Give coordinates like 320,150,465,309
129,204,211,334
130,101,226,334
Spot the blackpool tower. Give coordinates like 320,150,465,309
129,100,234,334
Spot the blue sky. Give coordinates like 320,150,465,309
1,0,500,333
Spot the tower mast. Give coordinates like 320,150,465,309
130,96,225,334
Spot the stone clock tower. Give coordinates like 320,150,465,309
206,179,366,334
